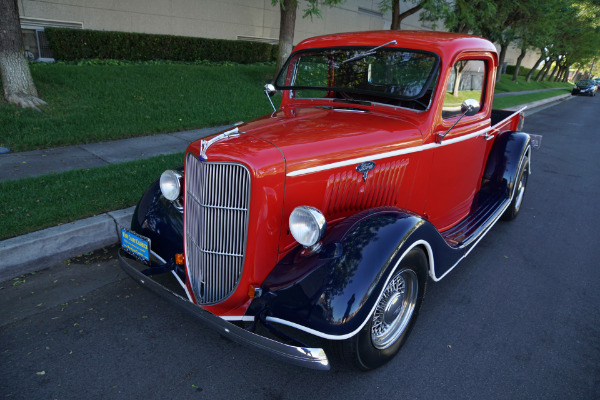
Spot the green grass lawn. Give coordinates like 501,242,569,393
0,61,278,152
494,74,572,93
493,88,572,109
0,153,183,240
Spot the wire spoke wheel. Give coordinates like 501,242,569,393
335,247,427,370
371,269,418,349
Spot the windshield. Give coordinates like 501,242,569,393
275,47,439,111
577,80,594,85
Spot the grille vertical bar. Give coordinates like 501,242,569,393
184,153,251,305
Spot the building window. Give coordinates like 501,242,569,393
22,28,53,61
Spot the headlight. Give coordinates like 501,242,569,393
159,170,182,201
289,206,326,248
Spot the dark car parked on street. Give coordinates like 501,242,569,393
572,79,597,96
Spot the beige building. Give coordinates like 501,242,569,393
18,0,538,68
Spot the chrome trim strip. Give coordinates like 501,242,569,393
494,106,527,128
221,316,256,322
171,270,193,302
119,250,329,371
287,126,493,177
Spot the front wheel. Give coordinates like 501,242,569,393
335,247,428,370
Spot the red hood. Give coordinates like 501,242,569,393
238,106,423,175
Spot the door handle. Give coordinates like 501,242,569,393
483,131,495,141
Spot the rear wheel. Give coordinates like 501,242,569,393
335,247,428,370
502,153,529,221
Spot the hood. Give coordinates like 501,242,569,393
235,106,424,176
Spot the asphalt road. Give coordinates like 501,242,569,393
1,95,599,399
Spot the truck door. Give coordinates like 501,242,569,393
426,58,492,231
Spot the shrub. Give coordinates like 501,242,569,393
504,65,532,76
45,28,276,63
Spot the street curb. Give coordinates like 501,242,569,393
504,93,572,112
0,207,134,282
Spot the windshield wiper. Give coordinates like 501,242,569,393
332,99,372,106
342,40,397,64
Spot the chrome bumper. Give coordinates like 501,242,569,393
118,250,330,371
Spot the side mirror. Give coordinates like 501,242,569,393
461,98,480,117
264,83,276,97
264,83,277,112
436,98,481,144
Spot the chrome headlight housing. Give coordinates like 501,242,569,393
159,170,182,201
289,206,326,248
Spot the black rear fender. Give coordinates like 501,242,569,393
483,131,531,196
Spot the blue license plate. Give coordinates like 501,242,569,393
121,228,151,264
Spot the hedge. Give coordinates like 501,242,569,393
45,27,276,63
504,65,532,76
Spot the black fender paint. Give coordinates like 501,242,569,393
247,207,463,338
130,166,184,263
483,130,531,196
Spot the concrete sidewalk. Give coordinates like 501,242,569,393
0,125,233,182
0,94,573,282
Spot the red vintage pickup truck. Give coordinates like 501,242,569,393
119,31,532,371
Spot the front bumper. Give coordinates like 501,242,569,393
118,249,330,371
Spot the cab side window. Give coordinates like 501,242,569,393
442,60,485,119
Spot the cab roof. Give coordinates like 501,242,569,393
293,31,498,66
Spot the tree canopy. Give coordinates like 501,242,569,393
418,0,600,81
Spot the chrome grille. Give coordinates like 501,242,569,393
184,153,251,305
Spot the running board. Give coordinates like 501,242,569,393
440,188,510,248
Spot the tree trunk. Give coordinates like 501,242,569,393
391,0,400,30
512,47,527,83
391,1,423,30
555,66,567,82
526,53,545,82
563,64,572,82
539,61,552,81
535,59,552,82
554,67,562,82
547,60,560,81
572,67,580,82
496,42,509,82
0,0,46,110
451,62,467,97
275,0,297,76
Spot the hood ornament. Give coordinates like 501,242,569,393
356,161,376,181
200,127,240,160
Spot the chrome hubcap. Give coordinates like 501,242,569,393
514,163,528,212
371,269,418,350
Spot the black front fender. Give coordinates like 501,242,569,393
247,207,456,339
130,167,184,262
